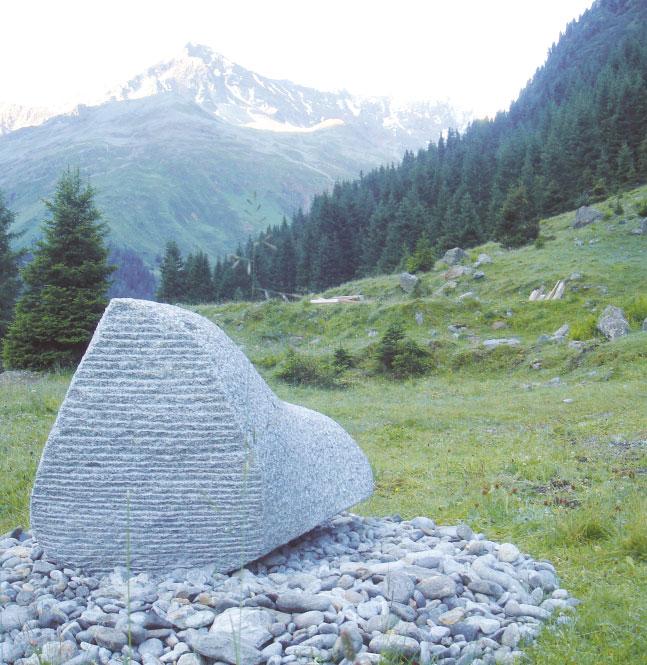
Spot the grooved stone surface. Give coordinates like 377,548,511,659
31,299,374,574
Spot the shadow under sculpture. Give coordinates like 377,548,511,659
30,299,374,574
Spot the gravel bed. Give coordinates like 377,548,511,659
0,514,577,665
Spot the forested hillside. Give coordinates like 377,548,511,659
206,0,646,301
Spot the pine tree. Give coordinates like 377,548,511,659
185,251,212,303
495,185,539,248
157,241,186,303
0,192,22,341
406,235,436,273
637,136,647,181
2,169,114,370
616,142,636,186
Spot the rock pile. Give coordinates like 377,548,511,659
0,515,576,665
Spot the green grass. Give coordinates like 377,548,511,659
1,187,646,664
0,371,70,530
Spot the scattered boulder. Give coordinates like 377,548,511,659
546,280,566,300
448,323,468,336
539,324,570,344
434,280,457,296
631,218,647,235
473,270,485,280
642,318,647,332
529,280,566,302
444,265,472,280
414,311,424,326
474,253,492,267
597,305,629,340
529,288,544,302
573,206,602,228
442,247,468,265
399,272,419,293
492,321,507,330
483,338,520,348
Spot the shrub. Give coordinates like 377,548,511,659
390,339,431,379
569,314,599,341
635,199,647,217
405,235,436,273
374,324,431,379
255,353,283,369
624,294,647,326
592,178,606,197
333,346,354,370
275,349,339,388
613,195,624,215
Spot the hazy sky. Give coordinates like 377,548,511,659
3,0,593,117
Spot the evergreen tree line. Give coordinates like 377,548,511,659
210,0,647,298
157,238,297,304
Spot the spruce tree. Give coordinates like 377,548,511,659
495,185,539,248
185,251,212,304
2,169,114,370
0,192,22,341
157,241,186,303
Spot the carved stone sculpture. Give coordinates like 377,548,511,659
31,299,373,574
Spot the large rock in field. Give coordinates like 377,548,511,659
399,272,419,293
631,218,647,235
442,247,468,265
444,265,473,281
573,206,602,228
596,305,629,340
30,299,373,574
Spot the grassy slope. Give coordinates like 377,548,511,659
1,187,646,663
0,96,435,264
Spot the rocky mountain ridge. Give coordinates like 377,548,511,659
0,44,461,262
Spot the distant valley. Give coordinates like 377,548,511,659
0,44,462,266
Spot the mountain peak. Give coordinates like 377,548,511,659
182,42,233,69
103,46,461,138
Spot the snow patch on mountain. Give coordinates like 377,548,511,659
0,43,465,144
0,103,60,135
104,43,462,137
245,116,345,133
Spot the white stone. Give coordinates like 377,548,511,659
498,543,520,563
